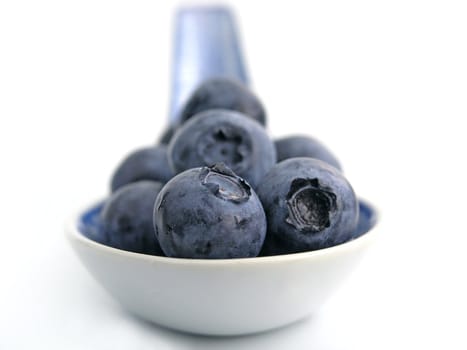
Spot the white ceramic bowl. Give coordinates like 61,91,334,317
66,199,377,336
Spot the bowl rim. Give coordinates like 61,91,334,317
66,198,379,266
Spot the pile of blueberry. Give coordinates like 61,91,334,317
97,78,360,259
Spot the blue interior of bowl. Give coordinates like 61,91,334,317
78,199,377,250
79,202,106,244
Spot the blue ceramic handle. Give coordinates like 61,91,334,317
169,6,249,124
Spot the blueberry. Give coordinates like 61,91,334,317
153,163,267,259
168,109,276,188
179,78,266,126
100,181,164,255
275,135,342,171
257,158,358,255
111,146,174,192
158,125,176,145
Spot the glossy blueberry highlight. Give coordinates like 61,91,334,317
257,158,358,255
168,109,276,188
275,136,342,171
153,163,267,259
100,181,164,255
111,146,174,192
179,78,266,126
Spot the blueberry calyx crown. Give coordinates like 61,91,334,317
197,122,251,173
285,178,337,233
200,163,251,203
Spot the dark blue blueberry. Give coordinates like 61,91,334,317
111,146,174,192
179,78,266,126
275,136,342,171
168,109,276,188
100,181,164,255
158,125,176,145
257,158,358,255
153,163,267,259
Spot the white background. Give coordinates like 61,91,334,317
1,0,466,349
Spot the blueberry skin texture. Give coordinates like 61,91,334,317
153,164,267,259
257,158,359,255
111,146,174,192
101,181,164,255
275,136,342,171
168,110,276,188
179,78,266,126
